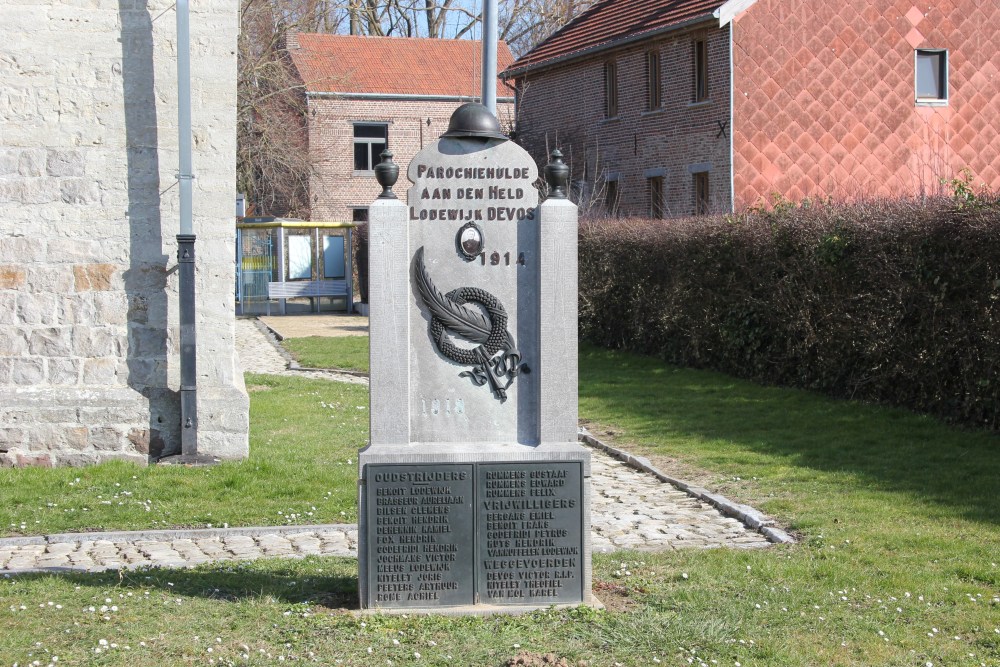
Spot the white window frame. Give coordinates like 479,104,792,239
352,122,388,172
915,49,948,106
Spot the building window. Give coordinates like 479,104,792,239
694,39,708,102
646,51,662,111
352,208,369,223
915,49,948,104
605,177,620,215
353,123,387,171
693,172,709,215
648,176,664,218
604,60,618,118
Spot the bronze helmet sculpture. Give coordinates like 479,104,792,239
441,103,508,141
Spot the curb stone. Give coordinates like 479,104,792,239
578,428,795,545
244,316,789,545
0,524,357,549
294,366,370,378
0,439,779,573
254,317,371,378
0,442,783,552
252,317,296,366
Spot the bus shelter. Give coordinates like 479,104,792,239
236,218,356,316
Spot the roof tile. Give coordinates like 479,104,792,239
506,0,726,74
289,34,514,98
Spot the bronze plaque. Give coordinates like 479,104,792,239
477,461,584,605
365,464,475,608
364,461,584,608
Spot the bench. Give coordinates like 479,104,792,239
268,280,351,314
268,280,348,299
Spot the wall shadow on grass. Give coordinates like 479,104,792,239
578,344,1000,527
12,558,360,609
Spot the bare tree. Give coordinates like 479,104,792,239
500,0,596,56
335,0,587,46
238,0,332,217
237,0,588,216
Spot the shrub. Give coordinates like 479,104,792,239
578,196,1000,429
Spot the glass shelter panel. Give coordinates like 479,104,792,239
288,234,312,280
324,235,346,279
235,226,277,316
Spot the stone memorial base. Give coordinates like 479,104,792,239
358,443,595,612
361,106,588,614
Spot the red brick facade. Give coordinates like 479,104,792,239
512,23,732,217
288,34,516,222
508,0,1000,215
732,0,1000,207
307,99,515,221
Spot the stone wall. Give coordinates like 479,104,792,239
511,23,733,218
0,0,249,466
307,97,516,222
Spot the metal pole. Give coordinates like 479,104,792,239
346,226,353,314
177,0,193,236
481,0,498,115
277,226,287,315
177,0,198,456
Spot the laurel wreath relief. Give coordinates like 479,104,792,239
413,247,523,402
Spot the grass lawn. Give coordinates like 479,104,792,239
0,375,365,535
282,335,370,373
2,343,999,666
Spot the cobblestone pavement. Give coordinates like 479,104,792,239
0,319,777,574
588,454,771,552
235,317,369,384
0,527,357,574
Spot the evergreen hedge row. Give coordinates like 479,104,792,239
578,197,1000,429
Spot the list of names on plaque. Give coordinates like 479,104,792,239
477,462,583,604
366,465,475,608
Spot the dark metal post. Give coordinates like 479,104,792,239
176,0,197,457
177,235,198,455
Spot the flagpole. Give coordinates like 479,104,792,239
481,0,498,115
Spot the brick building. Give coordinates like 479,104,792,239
287,34,516,223
504,0,1000,217
0,0,248,466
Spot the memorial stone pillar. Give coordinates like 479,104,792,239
360,105,593,612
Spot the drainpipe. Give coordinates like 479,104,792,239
481,0,498,115
176,0,198,456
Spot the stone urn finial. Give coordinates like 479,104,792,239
375,149,399,199
544,148,569,199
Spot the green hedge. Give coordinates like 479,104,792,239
578,197,1000,429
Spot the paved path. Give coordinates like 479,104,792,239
260,313,369,339
0,317,782,574
235,318,369,384
0,526,357,573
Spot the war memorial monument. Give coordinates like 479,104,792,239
358,103,595,611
